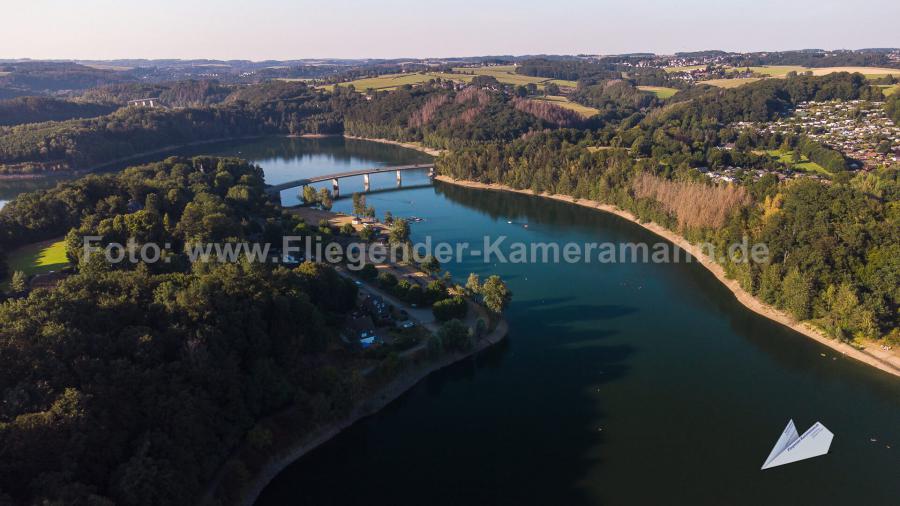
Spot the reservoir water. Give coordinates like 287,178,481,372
5,137,899,504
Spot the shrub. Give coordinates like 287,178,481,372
432,296,468,322
360,263,378,280
438,319,472,351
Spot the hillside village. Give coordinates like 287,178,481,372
748,100,899,170
696,100,898,185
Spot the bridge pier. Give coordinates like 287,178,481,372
428,167,435,178
396,169,402,187
332,178,340,198
363,173,370,192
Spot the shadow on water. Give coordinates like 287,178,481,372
256,271,638,505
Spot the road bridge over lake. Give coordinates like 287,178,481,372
265,163,436,197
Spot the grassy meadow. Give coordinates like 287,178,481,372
637,86,679,99
327,65,581,92
766,149,830,175
3,238,69,288
880,84,899,96
534,95,600,117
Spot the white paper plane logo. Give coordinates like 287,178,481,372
761,419,834,470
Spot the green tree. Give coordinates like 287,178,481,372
351,193,366,217
465,273,481,296
438,319,472,351
360,263,378,280
421,255,441,275
432,296,467,322
318,188,333,210
781,268,812,320
481,275,511,314
388,218,410,244
9,270,27,293
302,185,318,205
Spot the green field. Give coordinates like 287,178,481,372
329,66,578,92
452,65,546,87
733,65,807,76
327,72,440,91
881,84,900,96
637,86,679,99
766,149,830,175
452,65,578,89
534,96,600,117
3,238,69,288
729,65,900,80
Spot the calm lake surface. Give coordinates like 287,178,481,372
6,137,899,504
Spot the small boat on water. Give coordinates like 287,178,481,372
761,420,834,470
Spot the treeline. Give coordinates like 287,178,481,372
570,80,658,122
0,96,118,126
343,84,547,149
885,93,900,124
0,79,591,174
0,82,354,173
80,79,234,107
515,58,682,89
0,156,366,505
0,61,127,94
437,125,898,343
515,58,620,81
728,50,899,69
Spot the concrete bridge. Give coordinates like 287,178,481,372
265,163,436,198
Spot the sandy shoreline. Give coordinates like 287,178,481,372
343,135,445,157
435,175,900,379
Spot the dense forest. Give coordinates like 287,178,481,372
0,82,354,173
79,80,235,107
343,84,551,149
727,50,899,69
515,58,681,88
0,157,368,505
0,97,118,126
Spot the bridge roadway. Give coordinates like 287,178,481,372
265,163,436,194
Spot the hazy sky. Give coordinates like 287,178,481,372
3,0,898,60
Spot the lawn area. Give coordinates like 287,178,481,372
880,84,899,96
328,67,575,93
766,149,831,176
3,238,70,287
327,72,438,91
534,96,600,117
809,66,900,79
700,78,762,89
637,86,679,99
545,78,579,89
728,65,900,80
453,65,547,87
729,65,806,76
